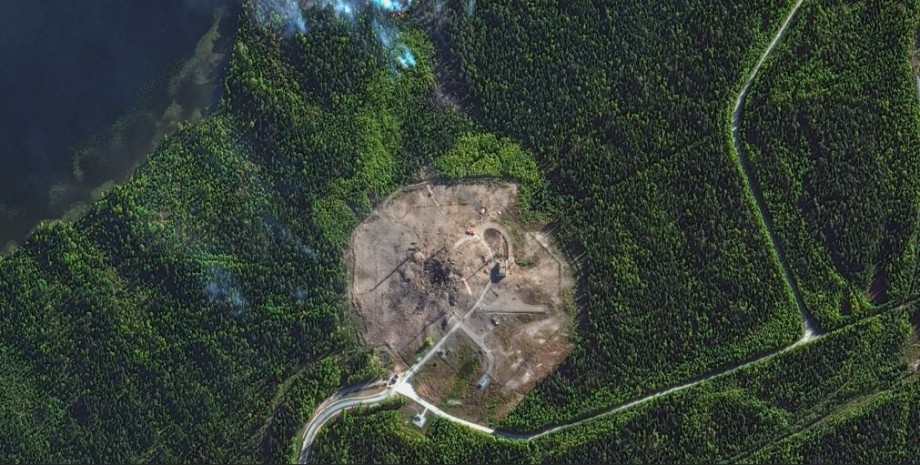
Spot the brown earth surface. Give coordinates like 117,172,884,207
347,182,575,423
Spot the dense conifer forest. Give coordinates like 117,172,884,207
1,0,919,463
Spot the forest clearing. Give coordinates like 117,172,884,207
347,182,574,424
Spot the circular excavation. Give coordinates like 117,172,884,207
347,182,575,424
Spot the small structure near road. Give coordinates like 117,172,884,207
476,374,490,390
490,263,507,283
412,409,428,428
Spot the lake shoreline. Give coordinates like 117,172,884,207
2,5,239,253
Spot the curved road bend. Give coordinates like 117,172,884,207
298,280,494,463
299,330,817,463
730,0,818,338
297,387,392,464
299,1,820,461
299,233,497,463
396,383,496,435
300,294,919,460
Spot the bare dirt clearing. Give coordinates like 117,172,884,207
348,182,574,423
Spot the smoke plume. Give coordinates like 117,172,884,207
254,0,418,68
253,0,307,34
204,264,250,318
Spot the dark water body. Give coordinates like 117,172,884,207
0,0,240,251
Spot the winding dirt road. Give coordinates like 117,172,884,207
730,0,817,338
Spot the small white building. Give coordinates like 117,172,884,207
412,409,427,428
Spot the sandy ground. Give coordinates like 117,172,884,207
347,182,575,423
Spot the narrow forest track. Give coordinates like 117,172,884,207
906,73,920,297
296,1,856,460
729,0,818,337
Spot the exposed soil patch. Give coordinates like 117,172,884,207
413,332,494,419
908,315,920,377
348,182,575,423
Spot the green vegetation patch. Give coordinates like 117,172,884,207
437,0,808,429
310,402,536,465
3,0,920,461
309,308,915,464
740,0,920,329
502,152,803,430
743,386,912,464
0,2,475,462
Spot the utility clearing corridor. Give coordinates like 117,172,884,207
729,0,818,338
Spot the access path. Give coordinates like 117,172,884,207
729,0,818,337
